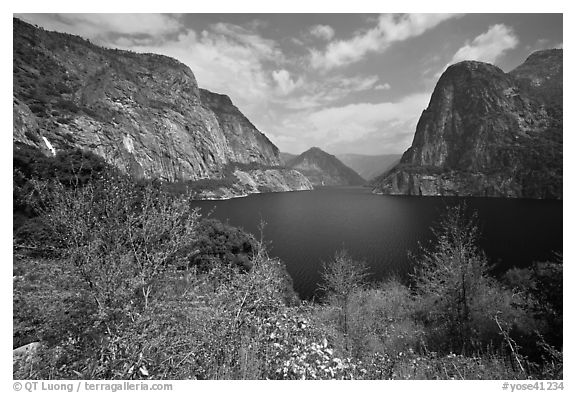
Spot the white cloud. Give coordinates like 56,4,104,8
280,74,387,110
375,83,392,90
306,93,429,142
16,13,183,43
210,23,281,60
109,25,284,124
449,24,518,65
310,24,335,41
311,13,460,70
310,29,380,70
377,13,459,42
272,69,299,95
270,93,430,154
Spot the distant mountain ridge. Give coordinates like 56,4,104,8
372,49,562,199
336,153,401,181
12,18,312,198
286,147,366,186
279,152,297,165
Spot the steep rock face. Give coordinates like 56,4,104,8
373,50,562,199
287,147,366,186
12,18,305,195
199,89,280,167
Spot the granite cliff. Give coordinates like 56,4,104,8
372,49,562,199
12,18,311,198
287,147,366,186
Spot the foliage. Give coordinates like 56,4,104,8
318,250,370,351
411,206,518,354
345,279,424,359
502,258,563,375
184,219,256,271
13,179,562,380
13,144,112,229
14,144,111,187
28,174,199,321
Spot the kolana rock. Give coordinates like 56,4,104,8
372,49,562,199
287,147,366,186
12,18,312,198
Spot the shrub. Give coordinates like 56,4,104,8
345,280,424,359
30,174,200,317
186,219,257,271
318,250,370,351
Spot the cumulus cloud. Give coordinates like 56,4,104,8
272,69,300,95
271,93,430,154
448,24,518,65
306,93,429,142
310,24,335,41
107,24,285,124
375,83,392,90
311,13,460,70
280,74,387,110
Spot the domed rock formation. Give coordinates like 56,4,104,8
372,50,562,199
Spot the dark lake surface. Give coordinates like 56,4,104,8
191,187,563,300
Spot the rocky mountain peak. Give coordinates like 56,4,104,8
510,49,562,82
287,147,366,186
199,89,236,113
372,49,562,199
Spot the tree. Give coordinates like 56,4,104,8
319,250,370,350
413,205,511,354
31,174,200,322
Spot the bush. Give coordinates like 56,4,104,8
13,145,113,222
30,174,200,317
318,250,370,351
186,219,257,271
345,280,423,359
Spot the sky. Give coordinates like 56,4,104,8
15,13,563,155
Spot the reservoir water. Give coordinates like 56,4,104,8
191,187,562,299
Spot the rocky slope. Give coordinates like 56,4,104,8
194,168,313,200
336,153,401,181
372,49,562,199
12,18,311,197
287,147,366,186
